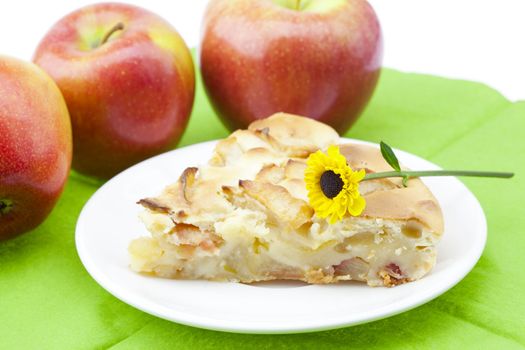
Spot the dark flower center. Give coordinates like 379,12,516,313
320,170,344,199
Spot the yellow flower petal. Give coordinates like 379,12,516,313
348,195,366,216
304,145,367,224
329,211,339,224
355,169,366,181
348,168,366,182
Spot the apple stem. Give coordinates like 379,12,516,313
0,199,13,215
295,0,302,10
100,22,125,46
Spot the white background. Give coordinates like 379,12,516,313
1,0,523,100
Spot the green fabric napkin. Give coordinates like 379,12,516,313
1,66,524,349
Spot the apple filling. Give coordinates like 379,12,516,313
130,207,438,286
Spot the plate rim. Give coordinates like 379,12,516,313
75,138,487,334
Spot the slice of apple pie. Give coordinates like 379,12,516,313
129,113,443,287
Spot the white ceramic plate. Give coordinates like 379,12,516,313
75,138,486,334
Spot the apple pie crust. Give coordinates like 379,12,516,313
129,113,443,287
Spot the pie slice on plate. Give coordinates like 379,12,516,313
129,113,443,287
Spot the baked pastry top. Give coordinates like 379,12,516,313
129,113,443,287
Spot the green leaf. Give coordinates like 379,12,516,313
380,141,401,172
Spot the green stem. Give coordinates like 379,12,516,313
363,170,514,181
295,0,301,10
100,22,125,46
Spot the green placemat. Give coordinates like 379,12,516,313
1,65,524,349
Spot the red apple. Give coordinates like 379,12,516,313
0,56,72,240
200,0,382,134
34,3,195,178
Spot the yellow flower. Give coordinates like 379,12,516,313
305,145,366,224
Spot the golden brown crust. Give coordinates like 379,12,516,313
140,113,442,236
304,268,337,284
284,159,307,179
362,186,444,234
180,167,198,202
139,113,339,224
137,198,171,214
238,180,313,229
248,113,339,155
209,135,242,166
379,271,411,287
255,164,285,183
339,144,444,235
